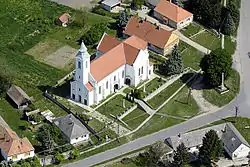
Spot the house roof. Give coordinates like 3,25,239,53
123,17,178,48
221,123,250,153
165,123,250,156
92,35,147,82
154,0,193,22
101,0,120,7
97,33,121,53
54,114,90,140
0,125,34,157
146,0,160,7
7,85,31,106
59,13,70,23
85,82,94,92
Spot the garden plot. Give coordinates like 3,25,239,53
26,40,77,70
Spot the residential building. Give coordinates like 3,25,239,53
53,114,90,145
123,17,179,55
153,0,193,29
145,0,160,8
101,0,121,12
165,123,250,160
0,125,35,162
6,85,31,109
70,34,153,106
56,13,70,27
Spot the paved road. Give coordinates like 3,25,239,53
64,1,250,166
50,0,95,9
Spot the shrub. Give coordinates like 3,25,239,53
70,149,80,159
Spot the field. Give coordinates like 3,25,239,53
181,23,203,38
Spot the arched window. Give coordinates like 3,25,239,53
86,61,88,68
78,62,81,69
106,81,108,89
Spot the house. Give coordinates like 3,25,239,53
56,13,70,27
153,0,193,29
123,17,179,55
7,85,31,109
70,34,153,106
0,125,35,162
165,123,250,160
101,0,121,12
53,114,90,145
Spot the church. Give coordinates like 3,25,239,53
70,33,153,106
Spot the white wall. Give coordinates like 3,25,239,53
177,15,193,29
70,134,89,145
6,150,35,162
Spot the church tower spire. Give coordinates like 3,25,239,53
75,41,90,84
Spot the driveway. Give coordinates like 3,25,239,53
50,0,97,9
64,0,250,166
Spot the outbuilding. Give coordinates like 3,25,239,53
101,0,121,12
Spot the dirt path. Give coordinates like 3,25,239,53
191,76,220,113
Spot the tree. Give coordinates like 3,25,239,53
222,12,235,35
118,10,130,29
160,45,183,75
172,143,189,166
199,130,223,166
132,0,145,9
0,71,11,98
55,152,65,164
81,23,108,45
30,157,41,167
200,48,232,87
72,8,88,28
70,149,80,159
190,0,222,28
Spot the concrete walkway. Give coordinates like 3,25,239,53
173,30,211,54
136,99,154,115
155,113,188,121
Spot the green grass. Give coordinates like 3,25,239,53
181,23,203,37
122,108,149,130
224,36,236,55
132,115,184,139
147,79,183,109
97,95,134,118
138,77,165,96
158,87,200,118
191,30,221,50
181,43,204,71
202,69,240,107
105,162,138,167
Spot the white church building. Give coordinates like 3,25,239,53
70,33,154,106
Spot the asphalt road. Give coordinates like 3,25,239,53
64,0,250,166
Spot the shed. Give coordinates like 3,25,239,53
56,13,70,27
7,85,31,109
101,0,121,11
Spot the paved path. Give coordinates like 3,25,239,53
50,0,96,9
174,30,211,54
64,1,250,166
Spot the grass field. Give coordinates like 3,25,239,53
191,31,221,50
180,43,204,71
122,108,149,130
138,77,165,96
158,87,200,118
202,69,240,107
97,95,134,118
181,23,203,38
147,79,183,109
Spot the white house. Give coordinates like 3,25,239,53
70,34,153,106
53,114,90,145
101,0,121,12
0,125,35,162
165,123,250,161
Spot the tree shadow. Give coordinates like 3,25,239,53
108,22,123,38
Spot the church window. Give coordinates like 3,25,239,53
86,61,88,68
72,94,75,100
149,70,151,75
79,88,81,91
99,86,101,94
122,70,124,78
79,95,82,103
79,76,80,79
139,68,140,76
106,81,108,89
114,76,116,81
78,62,81,69
141,66,143,74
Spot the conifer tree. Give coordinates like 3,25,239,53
222,12,235,35
172,143,189,166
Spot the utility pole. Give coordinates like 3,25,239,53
235,106,238,123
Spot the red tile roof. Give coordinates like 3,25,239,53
85,82,94,91
154,0,193,22
0,126,34,157
58,13,70,23
91,35,147,82
123,17,177,48
97,34,121,53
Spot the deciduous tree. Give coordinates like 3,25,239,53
200,48,232,87
118,10,130,29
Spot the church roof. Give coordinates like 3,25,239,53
97,33,121,53
91,35,147,82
